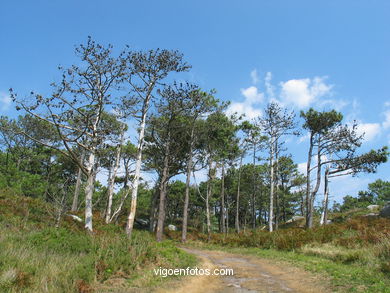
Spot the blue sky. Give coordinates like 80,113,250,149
1,0,389,203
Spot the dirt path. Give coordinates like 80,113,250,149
158,248,330,293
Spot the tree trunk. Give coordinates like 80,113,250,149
274,141,279,231
235,152,243,233
205,159,213,241
182,127,195,242
219,162,226,233
71,151,85,212
305,134,314,229
252,143,257,229
156,140,171,242
126,94,151,237
307,137,322,229
269,139,274,232
105,128,125,223
320,168,330,226
84,151,96,232
149,178,161,232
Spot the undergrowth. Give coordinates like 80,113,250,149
0,191,196,292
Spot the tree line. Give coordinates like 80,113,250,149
1,38,388,241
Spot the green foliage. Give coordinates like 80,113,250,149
301,108,343,134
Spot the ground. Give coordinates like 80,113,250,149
157,248,330,293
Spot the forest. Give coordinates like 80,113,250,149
1,38,389,242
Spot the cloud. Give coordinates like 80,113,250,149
250,69,259,84
279,77,332,108
298,132,310,143
0,92,11,111
382,103,390,130
383,110,390,129
227,86,263,120
297,162,307,175
264,72,275,100
355,122,381,142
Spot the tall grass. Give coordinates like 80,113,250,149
0,191,196,292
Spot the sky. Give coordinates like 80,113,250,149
0,0,389,203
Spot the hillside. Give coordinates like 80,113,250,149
0,191,196,292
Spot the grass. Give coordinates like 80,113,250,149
183,241,390,292
167,214,390,293
0,191,197,292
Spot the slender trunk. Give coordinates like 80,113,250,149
55,185,67,228
105,128,125,223
182,128,195,242
320,168,330,226
269,139,274,232
226,202,229,232
156,141,170,242
305,134,314,228
149,178,161,232
181,155,193,242
71,151,85,212
252,143,257,229
85,151,95,232
110,161,130,223
308,137,322,229
126,91,152,237
235,152,243,233
274,141,279,230
219,163,226,233
206,159,213,241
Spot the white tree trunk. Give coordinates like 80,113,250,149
105,129,125,223
126,95,150,237
71,151,84,212
84,151,95,232
269,140,274,232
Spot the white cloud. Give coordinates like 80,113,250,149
250,69,259,84
317,99,348,111
241,86,264,104
227,86,263,120
356,122,381,142
298,132,310,143
279,77,332,108
382,110,390,129
264,71,275,100
297,162,307,175
0,92,12,111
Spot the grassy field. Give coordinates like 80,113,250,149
0,191,196,292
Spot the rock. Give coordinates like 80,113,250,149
364,213,379,217
135,218,149,226
286,216,305,223
168,224,177,231
367,204,380,211
326,219,332,224
379,203,390,219
67,214,82,222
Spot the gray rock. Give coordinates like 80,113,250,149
285,216,305,224
379,203,390,219
364,213,379,217
367,204,380,211
135,218,149,227
67,214,82,222
168,224,177,231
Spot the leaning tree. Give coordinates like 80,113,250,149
10,37,128,232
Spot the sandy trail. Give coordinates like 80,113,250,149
158,247,330,293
